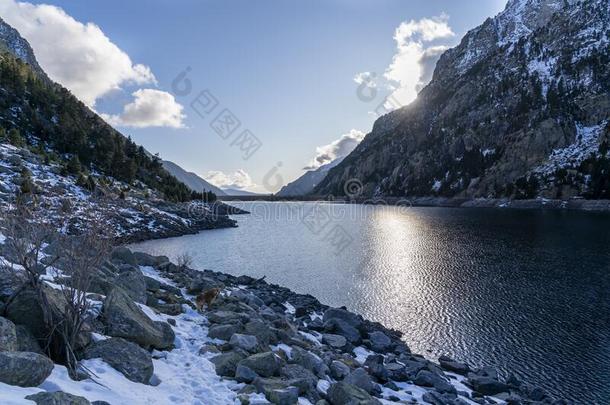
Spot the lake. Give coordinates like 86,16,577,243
131,202,610,403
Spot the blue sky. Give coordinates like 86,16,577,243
1,0,508,192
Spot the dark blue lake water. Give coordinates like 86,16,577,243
132,202,610,404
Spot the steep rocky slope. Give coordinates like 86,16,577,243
316,0,610,200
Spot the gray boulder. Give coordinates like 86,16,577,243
235,364,258,383
230,333,259,353
291,347,328,378
207,311,249,325
133,252,169,267
363,355,388,382
82,338,154,384
266,386,299,405
469,375,510,395
414,370,456,394
0,351,54,387
144,276,161,292
344,368,379,395
252,377,303,402
322,333,348,350
0,316,18,351
323,308,363,329
323,319,361,344
280,364,317,396
25,392,91,405
102,287,175,350
15,325,43,354
330,360,351,380
115,266,147,304
368,331,391,352
111,247,138,267
4,286,65,341
208,324,242,341
327,382,381,405
210,352,245,377
186,276,223,295
439,356,470,375
244,319,277,346
239,352,284,378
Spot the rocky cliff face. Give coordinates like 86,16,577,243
316,0,610,200
0,17,47,80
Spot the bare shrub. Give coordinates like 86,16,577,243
0,204,58,327
55,219,112,377
177,252,193,270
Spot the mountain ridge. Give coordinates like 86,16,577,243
315,0,610,200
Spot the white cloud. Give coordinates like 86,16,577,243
0,0,156,107
205,170,255,190
355,14,455,110
304,129,365,170
101,89,185,128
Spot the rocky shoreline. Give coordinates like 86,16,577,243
0,239,572,404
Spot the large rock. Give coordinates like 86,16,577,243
210,352,245,377
235,364,258,383
0,316,18,351
102,287,175,350
280,364,317,396
439,356,470,375
330,360,351,380
344,368,379,395
133,252,169,268
244,319,277,346
368,331,391,352
111,247,138,267
239,352,284,378
15,325,43,354
230,333,259,353
323,308,363,329
469,375,510,395
322,333,348,350
327,382,381,405
291,347,328,378
414,370,456,394
0,351,53,387
323,318,361,344
208,324,242,341
115,266,147,304
186,276,224,295
25,392,91,405
4,286,65,341
252,377,303,403
82,338,154,384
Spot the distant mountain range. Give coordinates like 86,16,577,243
162,160,226,196
222,188,264,197
315,0,610,200
276,158,344,197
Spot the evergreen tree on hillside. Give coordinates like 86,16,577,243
0,51,195,203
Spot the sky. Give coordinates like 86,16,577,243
0,0,508,192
